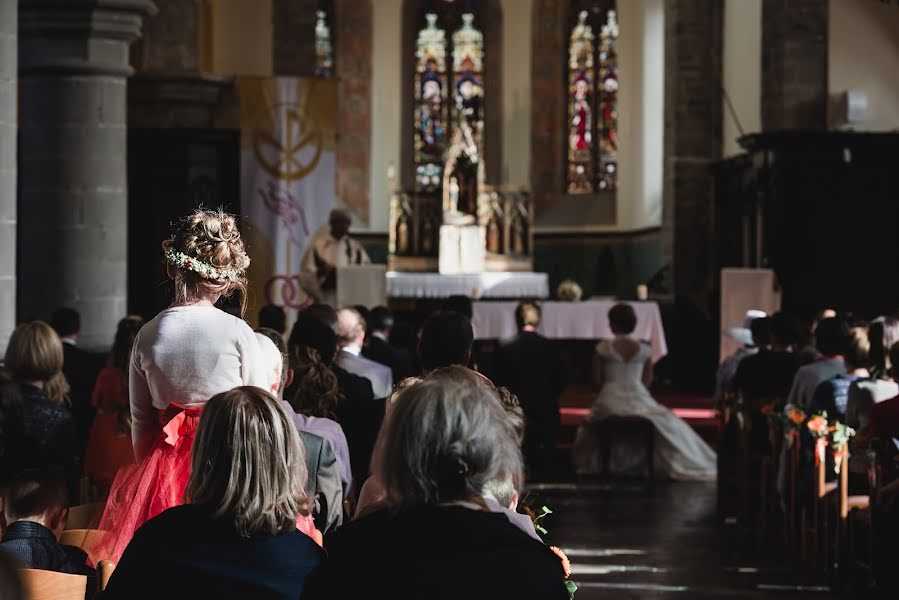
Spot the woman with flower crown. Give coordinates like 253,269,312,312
90,209,316,563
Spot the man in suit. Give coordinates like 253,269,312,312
492,302,567,481
335,308,393,399
50,307,102,456
255,328,344,534
362,306,414,383
289,309,383,500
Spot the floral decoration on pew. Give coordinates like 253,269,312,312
772,404,807,448
521,503,578,599
806,411,856,474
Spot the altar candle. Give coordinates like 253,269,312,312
636,284,648,301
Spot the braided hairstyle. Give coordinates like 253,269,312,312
163,208,250,316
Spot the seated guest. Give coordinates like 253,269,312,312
492,302,566,481
4,322,76,477
715,311,766,406
846,319,899,429
303,367,570,599
50,307,102,457
288,313,378,498
418,311,474,374
733,312,800,404
84,316,143,487
102,387,323,599
0,469,95,582
808,326,870,420
258,304,288,337
786,317,849,410
256,329,345,534
362,306,414,383
335,308,392,399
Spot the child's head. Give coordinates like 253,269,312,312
4,469,69,540
163,209,250,315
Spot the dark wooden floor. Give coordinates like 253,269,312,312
527,481,834,599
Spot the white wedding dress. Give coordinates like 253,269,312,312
575,339,717,481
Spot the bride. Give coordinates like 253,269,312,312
575,303,716,481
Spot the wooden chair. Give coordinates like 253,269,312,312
59,529,106,555
595,416,655,490
97,560,116,591
64,502,103,530
19,569,86,600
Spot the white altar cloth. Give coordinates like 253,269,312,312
386,272,549,300
471,300,668,363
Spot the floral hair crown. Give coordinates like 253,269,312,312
164,246,245,282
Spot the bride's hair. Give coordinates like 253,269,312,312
608,303,637,335
163,208,250,316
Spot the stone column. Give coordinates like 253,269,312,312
761,0,828,131
128,0,228,129
661,0,723,307
0,1,16,351
18,0,156,348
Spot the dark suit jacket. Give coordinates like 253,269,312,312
297,429,343,535
0,521,95,577
62,343,103,449
362,336,414,383
492,331,567,428
302,506,570,599
102,504,323,600
332,366,384,495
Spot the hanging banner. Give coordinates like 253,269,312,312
238,77,337,325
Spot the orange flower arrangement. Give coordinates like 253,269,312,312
806,414,829,437
788,407,806,425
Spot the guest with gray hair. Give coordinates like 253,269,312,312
303,366,569,599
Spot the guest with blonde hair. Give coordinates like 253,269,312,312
102,387,323,599
304,366,569,599
4,321,75,474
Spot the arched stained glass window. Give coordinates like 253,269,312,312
567,1,618,194
412,3,485,194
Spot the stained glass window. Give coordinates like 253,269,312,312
415,13,448,192
314,9,334,77
413,4,485,194
566,2,618,194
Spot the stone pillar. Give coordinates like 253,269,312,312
0,1,16,351
661,0,723,307
18,0,156,348
128,0,229,129
762,0,828,131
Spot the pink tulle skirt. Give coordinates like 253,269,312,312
89,405,319,565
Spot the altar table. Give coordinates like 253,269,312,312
471,300,668,363
386,272,550,300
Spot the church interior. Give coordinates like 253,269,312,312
3,0,899,598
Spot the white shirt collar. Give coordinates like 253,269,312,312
372,331,388,342
61,337,77,346
343,344,362,356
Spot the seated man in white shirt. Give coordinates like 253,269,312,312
335,308,393,399
299,209,371,306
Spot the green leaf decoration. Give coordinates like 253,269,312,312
566,580,578,599
536,525,548,535
541,506,554,515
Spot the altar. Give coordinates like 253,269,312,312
386,271,549,300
